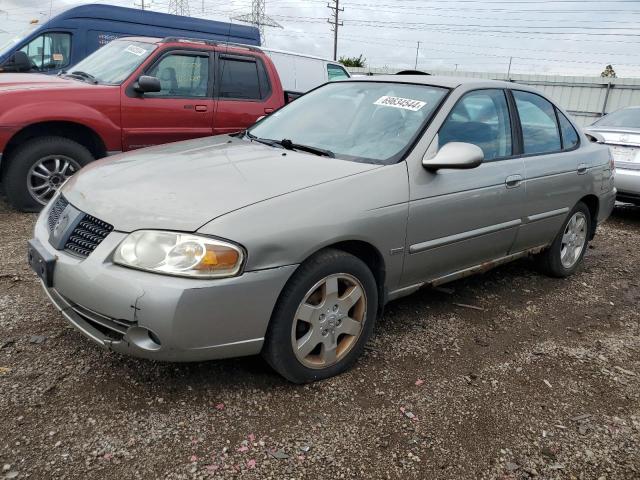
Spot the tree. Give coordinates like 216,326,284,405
339,54,366,68
601,64,617,78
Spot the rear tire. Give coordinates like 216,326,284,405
262,249,378,383
536,202,591,278
3,136,94,212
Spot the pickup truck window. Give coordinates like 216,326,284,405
69,39,156,85
219,56,263,100
20,32,71,71
147,53,209,98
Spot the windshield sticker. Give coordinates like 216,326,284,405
52,53,64,62
374,95,426,111
124,45,147,56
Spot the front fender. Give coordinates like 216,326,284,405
198,162,410,292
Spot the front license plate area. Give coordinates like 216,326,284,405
28,239,56,288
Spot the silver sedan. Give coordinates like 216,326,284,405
585,106,640,205
29,76,616,383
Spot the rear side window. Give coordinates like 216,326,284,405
439,89,512,161
218,56,267,100
513,90,561,155
557,110,579,150
327,64,349,81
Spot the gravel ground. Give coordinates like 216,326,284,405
1,199,639,480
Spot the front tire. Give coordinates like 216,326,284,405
262,249,378,383
536,202,591,278
3,136,94,212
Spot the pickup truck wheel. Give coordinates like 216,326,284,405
262,249,378,384
4,136,94,212
536,202,591,278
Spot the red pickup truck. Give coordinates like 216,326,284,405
0,37,292,211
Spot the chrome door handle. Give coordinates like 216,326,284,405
505,174,523,188
195,105,208,112
577,163,588,174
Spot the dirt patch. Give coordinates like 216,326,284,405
1,199,639,479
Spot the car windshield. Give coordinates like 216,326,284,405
593,107,640,129
248,81,449,164
67,40,157,85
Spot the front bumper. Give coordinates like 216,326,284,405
33,204,297,362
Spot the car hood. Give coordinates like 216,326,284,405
0,73,96,92
62,136,382,232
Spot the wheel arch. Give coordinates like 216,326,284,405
578,194,599,239
1,121,107,180
314,240,387,315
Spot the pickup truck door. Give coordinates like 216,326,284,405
212,53,281,135
121,49,214,150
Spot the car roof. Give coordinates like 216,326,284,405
351,74,524,90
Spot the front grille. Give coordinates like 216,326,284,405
64,214,113,258
47,196,114,259
47,196,69,232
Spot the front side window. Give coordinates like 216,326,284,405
513,90,562,155
69,40,156,85
248,81,448,164
557,110,579,150
147,53,209,97
20,32,71,70
439,89,512,161
219,56,263,100
327,64,349,81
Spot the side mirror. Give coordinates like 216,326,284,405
423,142,484,171
3,51,32,72
134,75,161,94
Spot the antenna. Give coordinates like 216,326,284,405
168,0,190,16
232,0,282,46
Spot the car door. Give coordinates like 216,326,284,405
403,88,526,286
509,90,583,252
121,49,214,150
212,53,278,135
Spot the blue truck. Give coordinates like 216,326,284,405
0,4,260,74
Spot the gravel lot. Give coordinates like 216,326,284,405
1,198,639,480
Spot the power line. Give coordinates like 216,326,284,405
327,0,343,61
232,0,282,45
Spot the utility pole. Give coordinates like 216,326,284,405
168,0,190,16
327,0,343,61
507,56,513,78
455,63,458,72
414,41,420,70
232,1,282,45
134,0,152,10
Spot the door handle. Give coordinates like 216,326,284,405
264,108,274,114
505,174,523,188
577,163,588,175
195,105,208,112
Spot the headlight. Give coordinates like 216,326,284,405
113,231,244,278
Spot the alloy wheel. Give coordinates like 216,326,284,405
560,211,587,269
27,155,80,206
291,273,367,369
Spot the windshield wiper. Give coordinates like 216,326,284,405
279,139,335,158
245,131,281,148
67,70,98,84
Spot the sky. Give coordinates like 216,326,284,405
1,0,640,77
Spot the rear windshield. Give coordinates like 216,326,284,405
593,108,640,129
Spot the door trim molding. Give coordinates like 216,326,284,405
526,207,569,223
409,219,522,254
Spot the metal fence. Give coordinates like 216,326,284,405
347,67,640,127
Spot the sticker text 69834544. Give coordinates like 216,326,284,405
374,96,427,112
